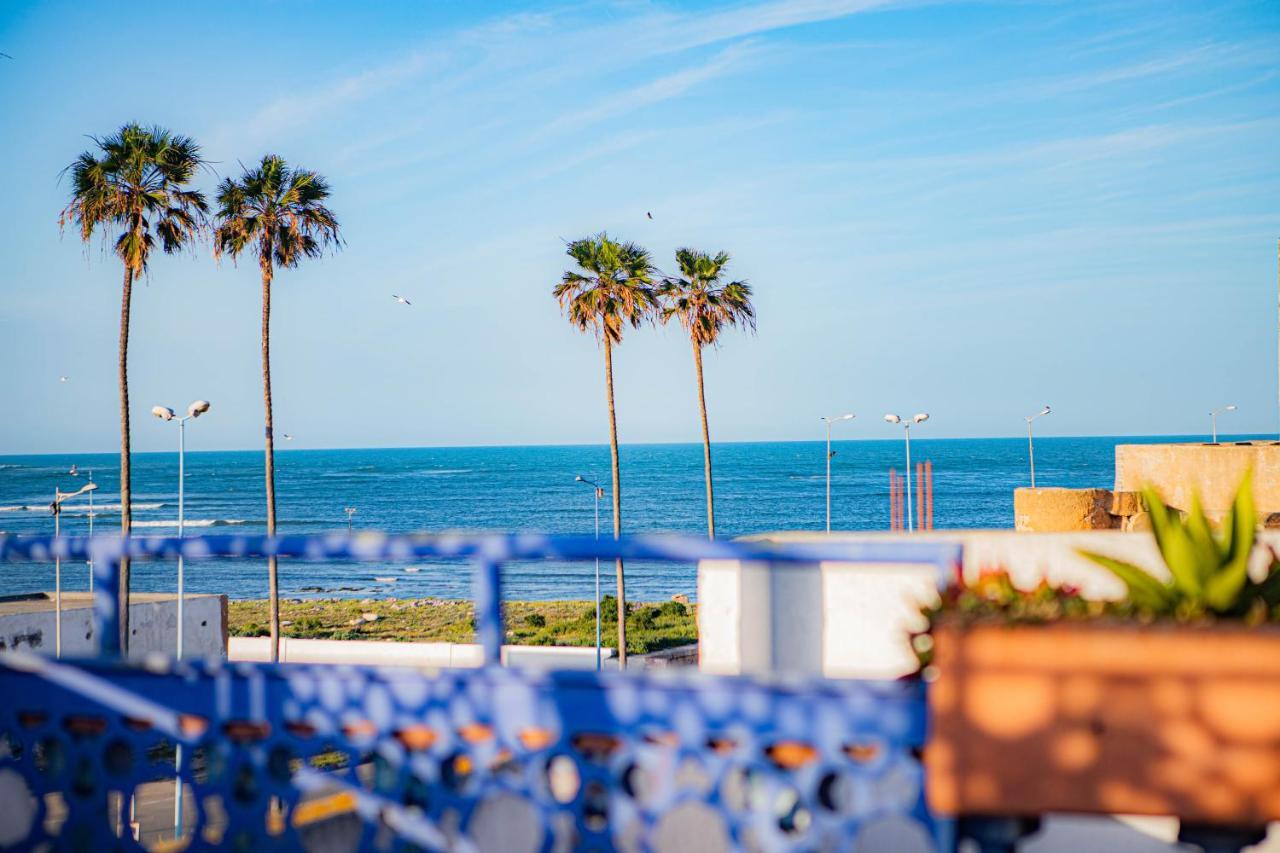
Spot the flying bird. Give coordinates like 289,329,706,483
58,376,69,383
392,294,412,306
646,212,653,220
283,434,294,441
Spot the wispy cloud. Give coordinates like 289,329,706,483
209,0,908,151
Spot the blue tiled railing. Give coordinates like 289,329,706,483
0,532,961,850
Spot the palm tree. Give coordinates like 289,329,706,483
554,233,658,665
214,155,340,662
659,249,755,539
61,124,207,653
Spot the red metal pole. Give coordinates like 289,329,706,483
916,461,924,532
926,460,934,530
889,469,898,530
895,470,904,531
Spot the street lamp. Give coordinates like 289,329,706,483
884,413,929,532
821,414,855,532
153,399,209,839
51,481,98,657
1210,405,1237,444
152,400,211,661
575,475,605,671
1025,406,1051,488
71,467,96,593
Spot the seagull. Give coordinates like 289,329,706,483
392,294,412,306
646,211,653,220
283,434,294,441
59,376,69,383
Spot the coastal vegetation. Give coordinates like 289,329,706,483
659,249,755,539
554,234,659,664
228,596,697,655
60,124,209,652
214,156,341,662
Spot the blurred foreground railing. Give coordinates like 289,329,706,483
0,532,961,851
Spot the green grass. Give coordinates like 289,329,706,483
227,595,697,655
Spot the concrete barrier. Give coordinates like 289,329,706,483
0,592,226,659
1116,442,1280,519
698,529,1280,679
229,636,615,670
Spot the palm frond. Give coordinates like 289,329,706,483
554,233,658,343
60,123,209,273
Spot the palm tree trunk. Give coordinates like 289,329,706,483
603,337,627,666
117,265,134,655
693,340,715,538
260,263,280,662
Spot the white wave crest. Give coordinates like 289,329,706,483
131,519,247,528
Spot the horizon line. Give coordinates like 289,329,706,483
3,432,1277,459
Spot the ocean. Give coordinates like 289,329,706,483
0,436,1252,601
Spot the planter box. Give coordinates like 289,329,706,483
926,620,1280,824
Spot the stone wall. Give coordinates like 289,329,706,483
1014,487,1150,531
1115,441,1280,519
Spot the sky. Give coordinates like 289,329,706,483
0,0,1278,454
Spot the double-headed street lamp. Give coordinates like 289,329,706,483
821,414,855,532
1210,405,1236,444
152,400,211,661
575,475,606,671
884,413,929,532
52,481,98,657
152,399,210,839
1025,406,1051,488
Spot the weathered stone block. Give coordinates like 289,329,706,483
1014,488,1118,532
1110,490,1142,517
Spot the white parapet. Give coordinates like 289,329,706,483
698,529,1280,679
0,592,227,659
229,636,614,670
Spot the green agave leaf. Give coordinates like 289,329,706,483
1183,493,1223,585
1140,486,1201,597
1142,486,1177,557
1223,470,1256,568
1207,472,1257,612
1079,550,1174,612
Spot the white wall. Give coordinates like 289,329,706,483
698,530,1280,679
0,594,226,660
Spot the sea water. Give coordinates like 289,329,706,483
0,436,1255,600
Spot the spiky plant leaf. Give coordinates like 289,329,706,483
1078,551,1175,612
1141,487,1202,597
1205,473,1256,612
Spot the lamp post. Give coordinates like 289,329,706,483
575,475,605,671
884,413,929,532
153,399,209,840
51,481,98,658
1025,406,1051,488
344,507,357,533
821,414,855,532
1210,405,1236,444
71,467,96,592
152,400,211,661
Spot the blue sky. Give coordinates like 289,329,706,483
1,0,1277,454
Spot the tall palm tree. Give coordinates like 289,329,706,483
61,124,207,653
659,249,755,539
554,233,658,665
214,155,340,662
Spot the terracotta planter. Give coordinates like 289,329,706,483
925,620,1280,824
